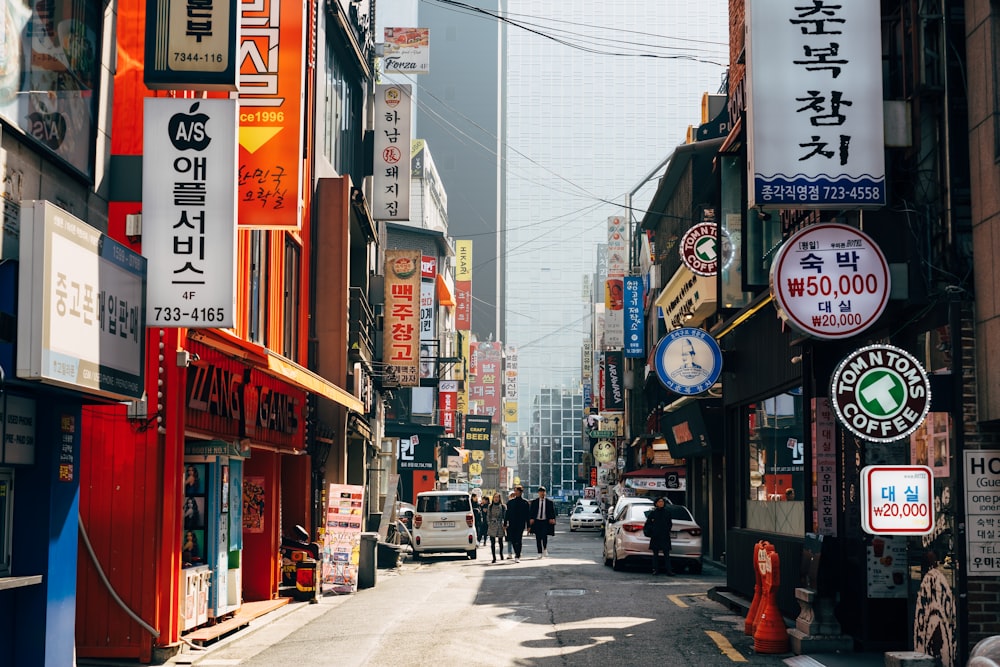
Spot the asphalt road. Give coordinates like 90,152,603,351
180,527,799,666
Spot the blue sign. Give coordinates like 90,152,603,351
623,277,645,358
653,328,722,395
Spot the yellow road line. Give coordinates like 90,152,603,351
667,592,706,608
705,630,748,662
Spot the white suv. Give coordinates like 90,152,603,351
412,491,477,560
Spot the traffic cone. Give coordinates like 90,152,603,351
745,540,764,635
753,548,789,654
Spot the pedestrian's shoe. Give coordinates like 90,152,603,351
652,569,658,575
514,557,520,563
492,558,496,563
500,554,504,560
543,548,548,557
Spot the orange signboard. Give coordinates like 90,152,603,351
238,0,305,228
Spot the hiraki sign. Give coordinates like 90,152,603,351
830,345,931,443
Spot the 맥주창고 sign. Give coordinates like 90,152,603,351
771,223,890,340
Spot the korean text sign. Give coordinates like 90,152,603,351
237,0,305,228
143,98,238,328
383,249,421,386
861,465,933,535
373,84,413,220
747,0,885,208
964,451,1000,574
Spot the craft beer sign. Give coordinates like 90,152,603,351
830,345,931,443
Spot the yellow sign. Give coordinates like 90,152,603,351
505,402,518,422
469,462,483,476
471,450,485,461
456,240,473,280
593,440,616,464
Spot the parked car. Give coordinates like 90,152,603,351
569,505,605,532
412,491,477,560
603,503,702,573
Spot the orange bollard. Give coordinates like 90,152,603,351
753,546,790,654
745,541,765,635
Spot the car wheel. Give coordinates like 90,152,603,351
612,549,625,571
467,549,477,560
571,527,577,532
689,559,702,574
412,550,422,560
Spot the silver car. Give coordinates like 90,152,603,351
569,504,605,532
603,503,703,574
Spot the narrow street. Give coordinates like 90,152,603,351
182,529,801,667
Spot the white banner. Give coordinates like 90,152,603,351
142,98,237,327
373,84,412,220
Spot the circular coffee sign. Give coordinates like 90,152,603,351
680,223,718,276
770,223,890,340
830,345,931,443
652,327,723,395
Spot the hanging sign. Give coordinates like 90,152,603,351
679,223,718,276
652,327,722,395
860,465,934,535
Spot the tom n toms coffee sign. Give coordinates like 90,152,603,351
831,345,931,443
680,223,718,276
771,224,890,340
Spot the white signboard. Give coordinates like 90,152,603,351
383,28,430,74
142,98,238,328
771,224,890,340
964,451,1000,574
373,84,412,220
861,465,934,535
746,0,885,209
17,201,146,400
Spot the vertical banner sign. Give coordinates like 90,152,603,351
145,0,240,91
373,84,413,220
469,342,502,424
383,28,430,74
383,249,421,386
623,277,644,357
143,98,238,328
605,216,627,348
323,484,364,594
238,0,305,228
419,281,435,340
504,346,518,423
603,350,625,412
964,451,1000,574
811,397,837,536
455,240,473,331
746,0,885,209
439,380,458,435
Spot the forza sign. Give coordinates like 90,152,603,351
831,345,931,443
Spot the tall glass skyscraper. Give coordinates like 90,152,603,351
503,4,729,451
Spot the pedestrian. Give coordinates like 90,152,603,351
485,492,507,563
471,494,484,546
527,486,557,558
644,496,674,575
506,492,516,557
504,486,530,563
479,497,490,544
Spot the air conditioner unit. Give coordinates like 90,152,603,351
125,214,142,238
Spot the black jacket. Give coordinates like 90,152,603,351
505,496,530,531
644,505,673,551
528,498,557,535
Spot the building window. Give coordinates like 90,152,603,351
283,237,300,360
322,33,364,184
745,389,804,535
248,230,268,345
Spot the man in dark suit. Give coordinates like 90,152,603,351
504,486,531,563
528,486,557,558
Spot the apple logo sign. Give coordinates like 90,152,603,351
168,102,212,151
28,112,67,150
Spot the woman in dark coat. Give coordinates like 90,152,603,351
644,497,674,575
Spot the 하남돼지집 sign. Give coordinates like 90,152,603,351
860,465,934,535
679,223,718,276
770,223,890,340
652,327,722,395
830,344,931,443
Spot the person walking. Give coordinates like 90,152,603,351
644,496,674,575
471,494,485,547
485,492,507,563
479,497,490,545
504,486,530,563
528,486,557,558
506,492,516,557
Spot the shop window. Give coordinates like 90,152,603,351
0,469,12,576
746,389,805,535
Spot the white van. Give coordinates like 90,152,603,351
412,490,477,560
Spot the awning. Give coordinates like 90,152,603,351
187,329,363,413
436,274,456,306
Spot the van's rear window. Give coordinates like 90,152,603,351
417,495,470,513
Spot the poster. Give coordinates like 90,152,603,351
243,476,266,534
323,483,364,594
866,534,907,598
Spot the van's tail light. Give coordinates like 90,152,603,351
414,514,423,528
623,522,645,533
466,513,474,528
685,528,702,537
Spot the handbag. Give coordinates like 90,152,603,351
643,520,653,537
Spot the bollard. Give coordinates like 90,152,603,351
745,540,765,635
753,545,790,654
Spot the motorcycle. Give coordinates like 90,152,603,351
280,525,320,601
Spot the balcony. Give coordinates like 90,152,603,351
349,287,375,365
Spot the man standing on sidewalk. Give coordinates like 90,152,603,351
528,487,557,558
504,486,530,563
